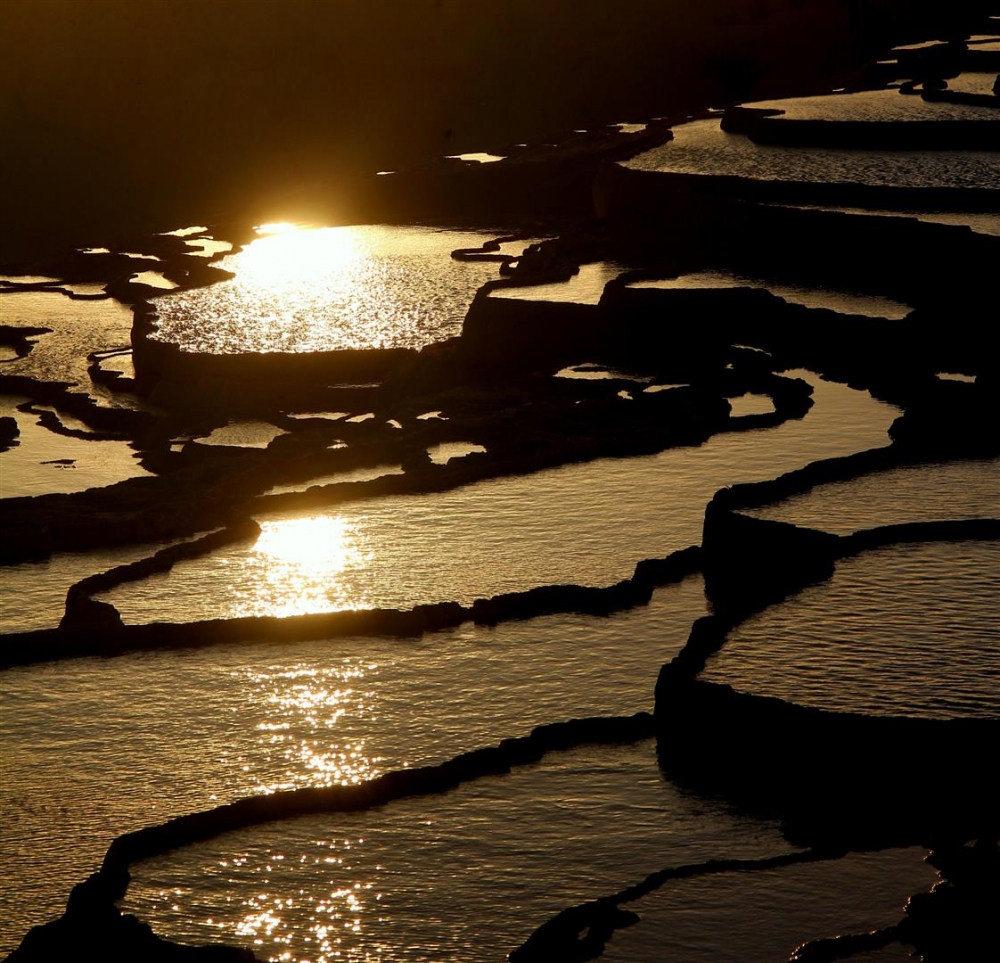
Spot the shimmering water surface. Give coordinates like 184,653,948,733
0,291,134,395
630,270,912,318
490,261,626,304
3,64,995,957
0,395,150,497
625,117,1000,190
702,541,1000,718
98,373,898,626
151,225,518,354
197,420,289,449
124,741,792,963
940,71,1000,96
601,847,939,963
777,205,1000,236
745,457,1000,534
0,579,707,948
750,85,997,122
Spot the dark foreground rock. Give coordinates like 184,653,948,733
6,869,258,963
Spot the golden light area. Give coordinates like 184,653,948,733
243,663,381,792
218,842,379,963
244,515,370,618
237,225,363,290
151,223,500,354
254,221,304,235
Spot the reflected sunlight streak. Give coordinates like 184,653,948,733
238,227,362,290
243,661,381,793
245,515,370,618
223,841,380,963
151,223,504,353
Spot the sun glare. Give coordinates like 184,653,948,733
236,226,363,290
246,515,369,617
255,221,302,235
255,516,356,568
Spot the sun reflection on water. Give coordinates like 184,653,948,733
238,226,362,290
151,223,507,353
204,840,382,962
240,661,382,794
243,516,371,618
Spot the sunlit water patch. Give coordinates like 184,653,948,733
749,85,998,122
728,393,775,417
0,275,64,285
775,205,1000,236
124,741,790,963
744,457,999,534
151,225,515,353
555,363,651,382
196,420,288,449
602,847,938,963
445,152,505,163
265,464,405,497
702,540,1000,719
96,351,136,379
100,374,899,624
0,576,706,945
624,118,1000,191
131,270,178,290
0,290,134,394
0,395,149,498
941,71,1000,96
630,270,912,318
185,237,233,258
425,441,486,465
489,261,625,304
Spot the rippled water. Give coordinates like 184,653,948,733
750,85,996,122
490,262,626,304
151,225,515,354
630,270,912,318
776,205,1000,236
744,457,1000,534
0,395,150,497
197,419,289,449
124,741,791,963
3,75,991,957
943,71,1000,96
0,291,133,394
625,118,1000,190
602,847,938,963
0,578,706,948
184,236,233,258
702,541,1000,718
97,373,898,626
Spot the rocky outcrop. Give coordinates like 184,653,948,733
700,503,840,616
0,414,19,451
6,868,259,962
0,544,702,669
58,590,125,634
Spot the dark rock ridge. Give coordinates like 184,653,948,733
791,839,1000,963
6,867,259,962
0,415,18,452
510,847,851,963
6,714,658,962
0,545,701,669
654,511,1000,848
